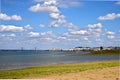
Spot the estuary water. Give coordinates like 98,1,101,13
0,50,119,70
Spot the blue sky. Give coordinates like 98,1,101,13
0,0,120,50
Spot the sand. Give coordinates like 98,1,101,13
29,66,120,80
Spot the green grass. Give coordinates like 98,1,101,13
0,60,119,79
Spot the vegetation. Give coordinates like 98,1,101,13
0,60,119,79
91,49,120,55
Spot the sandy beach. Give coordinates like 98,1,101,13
29,66,120,80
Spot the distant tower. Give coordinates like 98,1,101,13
21,47,24,51
35,47,37,51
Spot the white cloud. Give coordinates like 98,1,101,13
58,36,67,40
96,39,102,42
11,15,22,20
40,31,56,38
1,34,16,37
87,23,102,37
28,32,40,38
49,18,66,27
107,35,115,39
83,37,88,41
9,34,16,37
39,24,45,27
49,13,65,19
64,23,78,29
57,0,82,8
27,31,56,43
24,24,33,31
0,13,22,20
0,25,33,33
106,31,115,35
106,31,115,39
70,30,87,35
88,23,102,29
30,0,78,28
33,0,82,8
98,13,120,20
29,0,59,13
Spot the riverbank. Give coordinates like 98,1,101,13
32,66,119,80
0,60,119,79
70,49,120,56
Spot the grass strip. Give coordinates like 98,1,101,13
0,60,119,79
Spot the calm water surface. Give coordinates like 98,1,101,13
0,51,119,70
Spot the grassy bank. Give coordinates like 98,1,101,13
0,60,119,79
70,49,120,56
91,49,120,55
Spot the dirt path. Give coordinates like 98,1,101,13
28,66,120,80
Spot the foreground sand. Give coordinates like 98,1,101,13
29,66,120,80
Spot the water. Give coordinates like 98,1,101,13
0,50,119,70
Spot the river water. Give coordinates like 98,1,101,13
0,50,119,70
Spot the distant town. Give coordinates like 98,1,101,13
0,46,120,52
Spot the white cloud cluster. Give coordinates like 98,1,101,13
29,0,59,13
1,34,16,37
106,31,115,35
30,0,77,28
0,25,33,33
98,13,120,21
70,30,87,35
87,23,102,37
0,13,22,20
28,32,40,38
62,23,103,43
106,31,115,39
28,31,56,38
33,0,81,8
96,39,102,42
88,23,102,29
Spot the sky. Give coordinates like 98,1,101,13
0,0,120,50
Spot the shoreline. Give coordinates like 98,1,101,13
0,59,119,70
0,60,119,79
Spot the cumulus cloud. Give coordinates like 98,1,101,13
96,39,102,42
107,35,115,39
83,37,88,41
29,0,59,13
0,25,33,33
24,24,33,31
58,36,67,40
28,31,56,38
88,23,102,29
98,13,120,21
30,0,77,28
106,31,115,39
33,0,82,8
49,18,66,27
1,34,16,37
106,31,115,35
70,30,87,35
28,32,40,38
88,23,102,34
49,13,65,19
0,13,22,20
57,0,82,8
